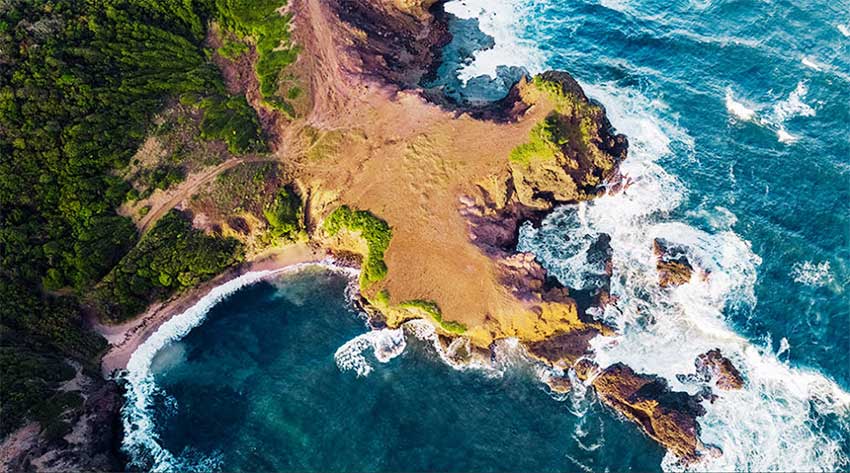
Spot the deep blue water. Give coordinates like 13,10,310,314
123,1,850,471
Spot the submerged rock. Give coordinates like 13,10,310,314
653,238,694,287
695,349,745,390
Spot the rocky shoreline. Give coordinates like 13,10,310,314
309,0,741,466
1,1,748,470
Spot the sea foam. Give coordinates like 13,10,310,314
791,260,835,288
518,79,849,471
724,81,816,144
443,0,545,83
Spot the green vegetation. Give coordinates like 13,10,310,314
145,165,186,192
191,162,281,223
508,75,618,207
263,187,303,240
94,211,243,323
217,37,250,60
399,300,467,334
0,0,295,439
509,115,567,165
200,94,267,154
0,280,106,436
213,0,299,112
324,206,392,287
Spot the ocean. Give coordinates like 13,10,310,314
122,0,850,471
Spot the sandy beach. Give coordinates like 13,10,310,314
93,242,325,377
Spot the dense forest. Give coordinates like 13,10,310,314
0,0,294,439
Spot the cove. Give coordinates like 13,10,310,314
124,266,664,472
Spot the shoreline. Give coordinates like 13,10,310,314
94,242,325,377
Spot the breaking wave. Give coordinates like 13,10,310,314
519,79,850,471
443,0,545,82
725,81,816,144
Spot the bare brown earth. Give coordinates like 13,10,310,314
284,0,613,348
89,0,713,466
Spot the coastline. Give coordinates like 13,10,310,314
94,242,325,377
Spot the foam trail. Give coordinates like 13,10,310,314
725,89,757,122
791,260,834,287
122,261,355,472
802,56,823,71
838,24,850,37
724,81,815,144
519,80,850,471
443,0,545,82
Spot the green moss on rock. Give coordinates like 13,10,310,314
509,73,626,209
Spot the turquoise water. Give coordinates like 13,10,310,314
124,267,664,471
123,1,850,471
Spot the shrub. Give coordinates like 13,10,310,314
324,206,392,286
263,186,303,239
399,300,467,334
93,210,243,323
200,95,266,154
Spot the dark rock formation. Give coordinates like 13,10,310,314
0,378,124,472
695,349,744,390
654,238,694,287
575,361,708,464
544,375,573,394
326,0,451,88
526,328,601,365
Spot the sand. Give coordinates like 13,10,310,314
94,243,323,376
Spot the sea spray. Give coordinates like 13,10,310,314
519,80,850,471
122,261,358,472
445,2,850,465
443,0,545,82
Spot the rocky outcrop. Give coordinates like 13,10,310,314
297,0,714,465
526,327,601,365
695,349,744,390
0,378,124,473
575,361,708,464
325,0,450,87
507,72,628,211
653,238,694,287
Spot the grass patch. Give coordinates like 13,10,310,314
199,94,266,154
191,162,281,221
399,300,467,334
213,0,300,112
509,114,567,165
324,206,392,287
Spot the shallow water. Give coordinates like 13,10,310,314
123,0,850,471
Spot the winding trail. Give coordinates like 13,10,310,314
136,156,275,234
